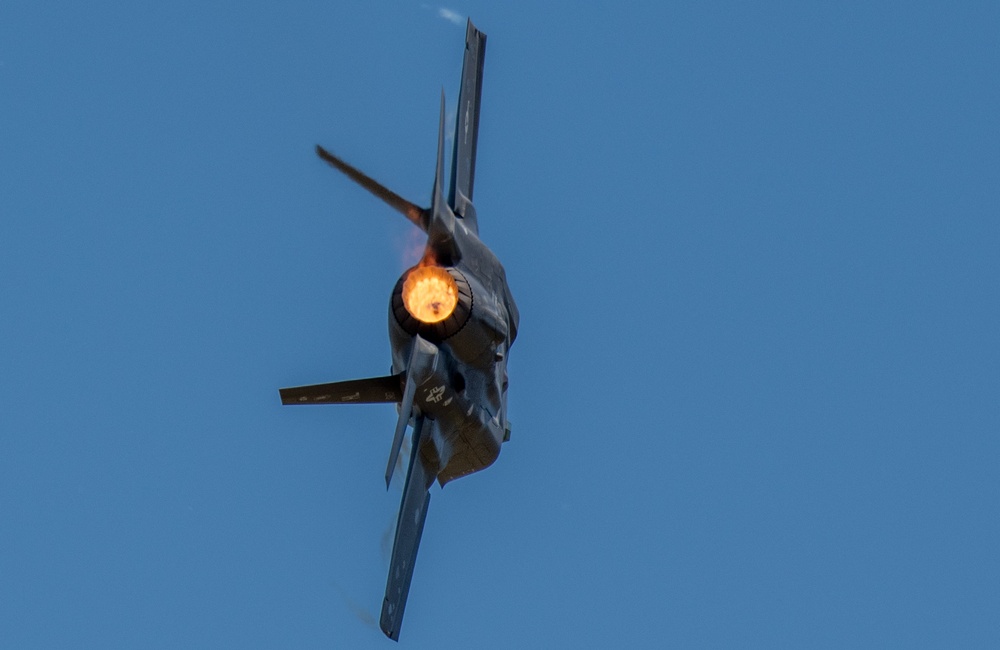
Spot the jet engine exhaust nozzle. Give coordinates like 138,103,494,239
391,265,472,341
402,265,458,323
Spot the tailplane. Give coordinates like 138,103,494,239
279,374,403,405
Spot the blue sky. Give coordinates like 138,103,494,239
1,1,998,647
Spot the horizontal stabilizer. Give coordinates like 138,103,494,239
279,374,403,405
315,145,428,232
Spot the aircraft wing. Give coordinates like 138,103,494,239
279,374,403,405
381,415,434,641
448,19,486,233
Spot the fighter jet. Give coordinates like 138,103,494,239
279,20,518,641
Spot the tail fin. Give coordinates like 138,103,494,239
314,100,460,265
426,92,461,265
384,336,439,488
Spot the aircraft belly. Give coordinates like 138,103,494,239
434,417,501,485
396,337,504,486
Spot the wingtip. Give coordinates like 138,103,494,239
380,610,400,641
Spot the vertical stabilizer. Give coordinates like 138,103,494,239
427,92,461,265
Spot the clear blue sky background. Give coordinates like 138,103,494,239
1,2,998,648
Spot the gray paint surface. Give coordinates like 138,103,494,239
279,20,517,641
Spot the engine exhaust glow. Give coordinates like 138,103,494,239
402,265,458,323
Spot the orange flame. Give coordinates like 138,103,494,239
402,256,458,323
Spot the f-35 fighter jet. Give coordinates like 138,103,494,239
279,20,518,641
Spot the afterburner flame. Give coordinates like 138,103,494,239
402,265,458,323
